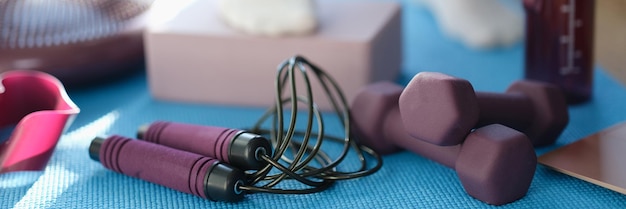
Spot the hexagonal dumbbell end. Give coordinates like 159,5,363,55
505,81,569,146
456,124,537,205
399,72,480,146
350,81,404,154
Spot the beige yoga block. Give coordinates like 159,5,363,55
145,0,402,109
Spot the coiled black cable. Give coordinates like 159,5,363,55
240,55,383,194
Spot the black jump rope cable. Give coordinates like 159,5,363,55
238,55,383,194
90,55,382,199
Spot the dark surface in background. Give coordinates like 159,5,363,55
0,0,153,86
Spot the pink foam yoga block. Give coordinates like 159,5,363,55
145,0,402,109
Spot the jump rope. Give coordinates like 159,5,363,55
89,56,383,201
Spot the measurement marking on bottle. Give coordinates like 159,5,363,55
560,0,581,75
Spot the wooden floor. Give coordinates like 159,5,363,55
595,0,626,84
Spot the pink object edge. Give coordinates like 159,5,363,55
0,70,80,173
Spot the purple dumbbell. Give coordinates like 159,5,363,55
89,135,246,202
399,72,569,146
351,82,536,205
137,121,271,170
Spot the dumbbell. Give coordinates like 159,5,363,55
350,82,537,205
399,72,568,146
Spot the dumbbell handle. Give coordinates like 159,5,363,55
475,92,534,131
382,107,461,168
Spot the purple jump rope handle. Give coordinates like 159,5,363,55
89,135,245,202
138,121,270,170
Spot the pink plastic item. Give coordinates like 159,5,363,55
0,70,79,173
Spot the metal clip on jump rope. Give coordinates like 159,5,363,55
89,56,383,201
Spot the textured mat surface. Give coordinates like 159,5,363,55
2,0,626,208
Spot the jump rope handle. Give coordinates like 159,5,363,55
89,135,246,202
137,121,271,170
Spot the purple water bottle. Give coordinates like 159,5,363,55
524,0,595,103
